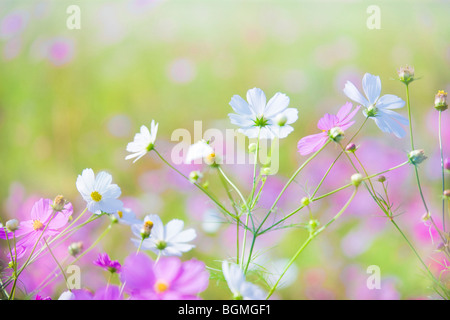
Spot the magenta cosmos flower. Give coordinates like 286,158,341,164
121,253,209,300
297,102,360,156
2,198,73,259
93,253,121,273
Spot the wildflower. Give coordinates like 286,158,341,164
58,289,94,300
125,120,159,163
351,173,363,187
408,149,427,166
297,102,359,156
188,170,203,184
131,214,196,256
121,253,209,300
93,253,121,273
5,219,19,232
112,208,141,225
185,140,217,165
301,197,311,206
435,90,448,111
76,168,123,215
35,295,52,300
228,88,298,139
397,65,415,85
52,195,67,212
222,262,265,300
343,73,408,138
8,198,72,259
93,285,123,300
261,167,271,176
377,175,386,183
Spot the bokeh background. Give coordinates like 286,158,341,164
0,0,449,299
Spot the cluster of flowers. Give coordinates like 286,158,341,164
1,66,449,300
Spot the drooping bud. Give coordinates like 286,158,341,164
301,197,311,206
189,170,203,184
397,65,415,85
443,190,450,199
434,90,448,112
5,219,19,232
377,175,386,183
351,173,363,187
345,143,357,153
408,149,427,166
68,241,83,257
140,220,153,239
52,195,67,212
329,127,344,142
248,143,257,153
275,113,288,127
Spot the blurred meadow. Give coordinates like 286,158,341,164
1,0,450,299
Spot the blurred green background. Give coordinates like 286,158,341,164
0,0,449,299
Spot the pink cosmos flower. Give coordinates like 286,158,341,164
297,102,360,156
5,198,73,259
93,253,122,273
121,253,209,300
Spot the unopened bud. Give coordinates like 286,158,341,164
5,219,19,232
444,158,450,172
421,212,430,222
397,65,415,85
351,173,363,187
261,167,271,176
68,241,83,257
189,170,203,184
275,114,288,127
345,143,357,153
377,175,386,183
248,143,257,153
301,197,311,206
434,90,448,112
329,127,344,142
52,195,67,212
140,220,153,239
308,219,320,233
443,190,450,199
408,149,427,166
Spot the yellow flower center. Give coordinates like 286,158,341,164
32,220,44,231
438,90,447,95
154,280,169,294
205,153,216,165
117,211,123,218
144,220,154,229
91,191,102,202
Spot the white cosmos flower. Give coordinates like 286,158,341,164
131,214,196,256
76,168,123,215
185,140,216,164
343,73,408,138
126,120,158,163
222,262,266,300
228,88,298,139
113,208,141,225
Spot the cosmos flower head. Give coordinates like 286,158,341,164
228,88,298,139
76,168,123,215
222,261,266,300
112,207,141,225
0,198,73,259
126,120,159,163
131,214,196,256
297,102,360,156
185,140,217,165
121,253,209,300
343,73,408,138
93,253,122,273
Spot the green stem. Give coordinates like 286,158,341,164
439,111,446,232
44,237,69,289
249,129,261,205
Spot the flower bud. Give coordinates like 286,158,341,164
434,90,448,112
248,143,257,153
443,190,450,199
345,143,357,153
444,158,450,172
308,219,320,233
189,170,203,184
261,167,271,176
275,114,288,127
68,241,83,257
5,219,19,232
377,175,386,183
301,197,311,206
421,212,430,222
140,220,153,239
52,195,67,212
351,173,363,187
204,152,217,166
329,127,344,142
397,65,415,85
408,149,427,166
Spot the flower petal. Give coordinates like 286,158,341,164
362,73,381,104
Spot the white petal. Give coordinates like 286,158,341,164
362,73,381,104
165,219,185,241
343,81,369,107
229,95,253,116
264,92,290,118
94,171,113,192
376,94,405,110
246,88,266,115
